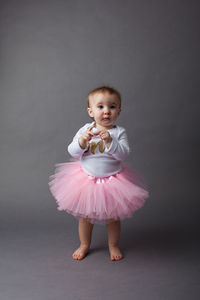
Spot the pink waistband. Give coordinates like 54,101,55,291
87,173,119,184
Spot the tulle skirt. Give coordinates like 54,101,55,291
48,159,149,225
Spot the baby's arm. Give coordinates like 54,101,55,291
67,124,95,158
104,128,130,161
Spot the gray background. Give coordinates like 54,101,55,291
1,0,200,299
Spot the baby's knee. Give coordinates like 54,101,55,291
106,218,120,224
79,217,93,224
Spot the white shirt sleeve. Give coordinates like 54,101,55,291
67,124,89,158
104,127,130,161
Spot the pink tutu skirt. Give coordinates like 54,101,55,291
48,159,149,225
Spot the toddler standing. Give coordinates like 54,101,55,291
49,86,149,261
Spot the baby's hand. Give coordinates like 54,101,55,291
78,124,96,149
99,129,112,145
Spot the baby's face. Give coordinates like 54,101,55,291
87,92,121,129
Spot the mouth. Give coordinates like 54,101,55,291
103,118,110,121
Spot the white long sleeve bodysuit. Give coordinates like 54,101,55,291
68,121,131,178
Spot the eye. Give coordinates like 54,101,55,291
98,105,103,109
110,105,116,109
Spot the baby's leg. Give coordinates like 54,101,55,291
72,218,94,260
106,220,123,261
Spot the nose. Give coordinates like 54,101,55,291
104,106,110,114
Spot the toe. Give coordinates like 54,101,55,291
72,253,78,259
118,255,123,260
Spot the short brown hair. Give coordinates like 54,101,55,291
87,85,121,108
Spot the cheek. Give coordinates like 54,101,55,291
95,111,102,117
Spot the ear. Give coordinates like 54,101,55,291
87,107,94,118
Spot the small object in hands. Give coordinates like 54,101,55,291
91,127,100,135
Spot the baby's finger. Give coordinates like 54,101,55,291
88,131,95,138
87,132,94,138
88,124,96,132
99,133,104,138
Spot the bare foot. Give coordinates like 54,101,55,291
109,245,123,261
72,245,89,260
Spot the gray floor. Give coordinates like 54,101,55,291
1,224,200,300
